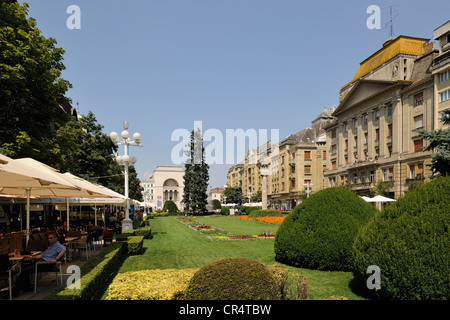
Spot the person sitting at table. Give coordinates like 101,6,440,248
56,221,72,243
12,232,66,297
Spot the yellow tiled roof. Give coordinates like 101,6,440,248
342,36,430,89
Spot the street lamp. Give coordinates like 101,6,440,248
303,182,313,198
110,121,143,232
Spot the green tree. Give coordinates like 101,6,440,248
211,199,222,210
223,186,243,205
54,112,143,201
250,190,262,202
182,129,209,214
0,1,72,163
417,109,450,176
369,180,393,197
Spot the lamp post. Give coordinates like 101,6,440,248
260,161,269,210
303,182,313,198
110,121,142,233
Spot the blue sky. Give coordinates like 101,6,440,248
22,0,449,187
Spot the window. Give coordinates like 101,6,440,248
281,182,285,191
414,139,423,152
365,133,368,144
304,179,311,185
304,166,311,174
345,123,349,132
414,115,423,129
292,152,295,159
410,165,415,179
332,160,337,170
323,151,327,160
440,89,450,102
387,105,393,116
354,119,358,129
375,128,380,141
417,164,423,177
331,129,337,139
440,70,450,83
304,151,311,160
361,174,366,184
331,144,337,155
355,136,358,148
382,169,387,181
353,174,358,184
344,139,348,150
281,155,285,163
388,146,392,157
388,124,392,137
388,168,394,181
345,156,348,166
376,110,380,121
414,93,424,106
364,115,368,125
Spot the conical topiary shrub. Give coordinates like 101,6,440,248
274,187,377,271
352,176,450,300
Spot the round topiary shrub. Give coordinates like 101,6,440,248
163,200,178,213
274,187,377,271
352,176,450,300
184,258,280,300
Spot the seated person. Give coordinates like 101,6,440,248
56,221,72,243
87,221,102,232
12,232,66,297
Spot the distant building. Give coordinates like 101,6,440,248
324,35,439,198
432,20,450,130
140,166,184,210
140,178,155,209
150,166,185,210
208,187,224,203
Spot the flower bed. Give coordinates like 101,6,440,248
210,234,275,241
176,217,224,233
236,215,285,224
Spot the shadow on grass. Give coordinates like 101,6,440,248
348,277,378,300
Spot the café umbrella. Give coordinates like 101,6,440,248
0,154,80,243
14,159,119,231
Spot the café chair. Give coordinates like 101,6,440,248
34,253,65,294
0,254,20,300
71,234,94,260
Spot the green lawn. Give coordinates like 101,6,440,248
117,215,368,300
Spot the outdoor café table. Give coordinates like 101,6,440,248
8,251,42,273
64,237,79,261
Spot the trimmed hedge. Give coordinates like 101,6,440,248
106,268,199,300
249,209,283,218
352,176,450,300
275,187,377,271
45,242,126,300
220,207,230,215
243,206,259,214
134,226,152,239
127,236,144,255
184,258,280,300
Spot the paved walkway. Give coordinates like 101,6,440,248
1,242,105,301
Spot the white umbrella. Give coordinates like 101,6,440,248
0,155,80,243
360,196,372,202
366,195,396,202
